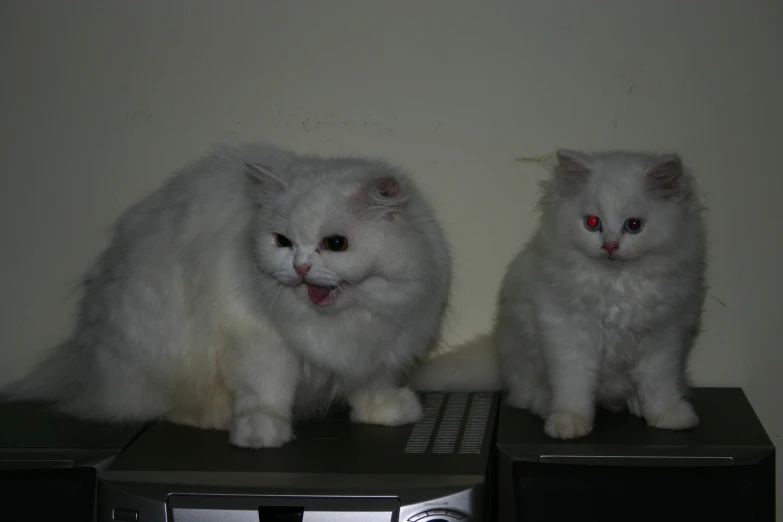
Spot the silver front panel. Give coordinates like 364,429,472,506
399,487,482,522
101,481,487,521
169,495,398,522
173,509,392,522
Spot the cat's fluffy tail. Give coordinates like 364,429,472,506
409,334,503,392
0,342,81,407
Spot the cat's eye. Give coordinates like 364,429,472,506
624,218,644,234
322,235,348,252
584,215,601,232
274,234,292,248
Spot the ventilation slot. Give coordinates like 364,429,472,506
403,392,494,455
432,393,468,454
459,393,493,454
403,393,444,454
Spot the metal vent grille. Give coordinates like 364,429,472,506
404,392,492,455
403,393,444,454
432,393,468,454
459,393,493,454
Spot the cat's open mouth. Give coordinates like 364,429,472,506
307,284,341,306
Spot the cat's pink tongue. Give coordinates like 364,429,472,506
307,284,340,306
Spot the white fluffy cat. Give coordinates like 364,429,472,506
2,144,451,448
412,149,706,440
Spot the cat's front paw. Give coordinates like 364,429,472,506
626,395,643,418
544,411,593,439
229,410,293,448
647,400,699,430
350,386,423,426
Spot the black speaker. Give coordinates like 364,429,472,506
496,387,775,522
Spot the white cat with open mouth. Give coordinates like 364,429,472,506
1,144,452,448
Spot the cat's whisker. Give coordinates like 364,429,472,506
255,278,280,293
385,309,406,330
268,283,284,313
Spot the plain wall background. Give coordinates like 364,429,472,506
1,0,780,515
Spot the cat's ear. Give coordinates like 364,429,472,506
645,154,683,194
554,149,592,188
556,149,591,175
244,161,287,191
354,174,408,221
368,175,402,199
556,149,592,181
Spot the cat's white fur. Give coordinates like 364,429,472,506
2,144,451,448
412,150,706,439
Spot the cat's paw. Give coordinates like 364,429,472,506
229,410,293,448
647,400,699,430
544,411,593,439
626,395,643,417
350,386,423,426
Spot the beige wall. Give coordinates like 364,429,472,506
1,1,780,515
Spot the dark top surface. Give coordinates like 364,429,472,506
497,387,773,455
0,401,144,451
107,393,498,476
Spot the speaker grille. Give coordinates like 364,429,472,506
459,393,493,454
404,393,492,455
403,393,444,454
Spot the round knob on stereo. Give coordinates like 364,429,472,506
407,508,468,521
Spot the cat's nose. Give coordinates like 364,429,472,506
602,241,619,255
295,264,311,279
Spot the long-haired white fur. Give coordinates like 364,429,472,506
2,144,452,448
